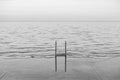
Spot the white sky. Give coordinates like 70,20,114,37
0,0,120,21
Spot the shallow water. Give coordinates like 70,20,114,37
0,22,120,59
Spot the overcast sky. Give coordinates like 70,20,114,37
0,0,120,21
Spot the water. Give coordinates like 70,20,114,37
0,22,120,59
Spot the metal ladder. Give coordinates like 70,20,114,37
55,41,67,72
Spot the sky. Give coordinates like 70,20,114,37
0,0,120,21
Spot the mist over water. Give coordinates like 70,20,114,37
0,22,120,59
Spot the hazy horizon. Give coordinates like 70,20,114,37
0,0,120,21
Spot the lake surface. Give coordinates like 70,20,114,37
0,22,120,59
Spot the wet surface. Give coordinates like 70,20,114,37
0,22,120,60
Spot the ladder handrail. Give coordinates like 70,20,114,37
65,41,67,72
55,41,57,72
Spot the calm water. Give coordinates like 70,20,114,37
0,22,120,59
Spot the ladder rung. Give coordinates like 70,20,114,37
56,53,66,56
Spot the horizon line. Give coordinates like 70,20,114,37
0,20,120,22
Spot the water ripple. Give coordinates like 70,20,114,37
0,22,120,59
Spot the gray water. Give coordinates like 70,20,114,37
0,22,120,59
